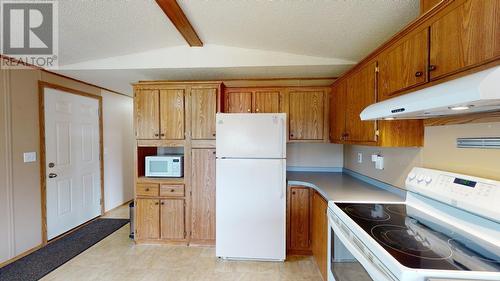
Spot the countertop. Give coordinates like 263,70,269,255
287,171,405,203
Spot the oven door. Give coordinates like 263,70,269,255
328,210,396,281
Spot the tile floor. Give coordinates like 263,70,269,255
41,205,324,281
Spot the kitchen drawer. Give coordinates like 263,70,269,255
160,184,185,197
136,184,159,197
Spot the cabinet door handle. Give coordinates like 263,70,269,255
247,109,251,112
255,108,260,112
428,65,437,71
160,133,165,137
292,191,296,195
154,133,159,137
161,202,165,205
170,189,175,192
415,71,423,77
145,188,150,192
155,202,159,205
212,133,216,137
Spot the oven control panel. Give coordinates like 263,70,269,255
406,167,500,222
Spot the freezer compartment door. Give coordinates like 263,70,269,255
216,158,286,260
216,113,286,159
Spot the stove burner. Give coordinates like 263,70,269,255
344,204,390,221
371,223,453,260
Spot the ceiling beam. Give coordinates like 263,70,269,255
155,0,203,47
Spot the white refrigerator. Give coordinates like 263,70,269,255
216,113,286,261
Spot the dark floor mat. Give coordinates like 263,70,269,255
0,218,129,281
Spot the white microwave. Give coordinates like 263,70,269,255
145,155,183,178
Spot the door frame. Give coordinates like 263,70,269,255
38,81,104,245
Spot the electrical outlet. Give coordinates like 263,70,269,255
357,153,363,163
375,156,384,170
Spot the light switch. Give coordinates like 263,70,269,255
23,152,37,163
357,153,363,163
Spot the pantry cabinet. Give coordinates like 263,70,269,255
160,89,186,140
378,28,428,100
135,90,160,140
287,186,311,254
288,89,328,141
429,0,500,80
190,148,216,244
191,86,219,140
134,88,186,140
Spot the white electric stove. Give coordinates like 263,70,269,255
328,167,500,281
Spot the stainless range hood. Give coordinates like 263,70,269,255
360,66,500,120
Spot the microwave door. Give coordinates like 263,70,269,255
148,160,168,177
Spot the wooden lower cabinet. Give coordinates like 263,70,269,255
190,148,216,244
287,186,311,255
136,198,186,241
136,199,160,240
287,186,328,281
311,191,328,281
160,199,186,239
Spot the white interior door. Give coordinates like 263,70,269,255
44,88,101,240
216,158,286,260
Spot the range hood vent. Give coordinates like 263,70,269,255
361,66,500,120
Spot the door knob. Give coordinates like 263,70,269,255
48,173,57,178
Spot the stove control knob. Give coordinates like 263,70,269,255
417,175,424,182
425,176,432,184
408,173,416,181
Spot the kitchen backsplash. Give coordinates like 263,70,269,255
287,143,343,170
344,122,500,189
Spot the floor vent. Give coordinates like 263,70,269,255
457,137,500,149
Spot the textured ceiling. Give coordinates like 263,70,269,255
53,0,420,94
178,0,419,61
58,0,185,65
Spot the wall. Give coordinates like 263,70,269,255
344,122,500,189
0,61,133,264
287,143,343,170
102,90,134,211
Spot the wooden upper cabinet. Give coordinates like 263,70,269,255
160,89,185,140
429,0,500,80
135,90,160,140
224,91,252,113
136,198,160,240
345,62,377,143
253,90,281,113
190,149,216,242
160,199,185,240
289,90,325,141
329,80,346,143
378,28,428,100
191,87,218,140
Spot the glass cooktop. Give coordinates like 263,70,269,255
335,203,500,271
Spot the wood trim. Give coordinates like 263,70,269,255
155,0,203,47
38,81,105,245
424,111,500,126
103,200,133,215
135,77,337,85
0,54,128,97
0,244,42,268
